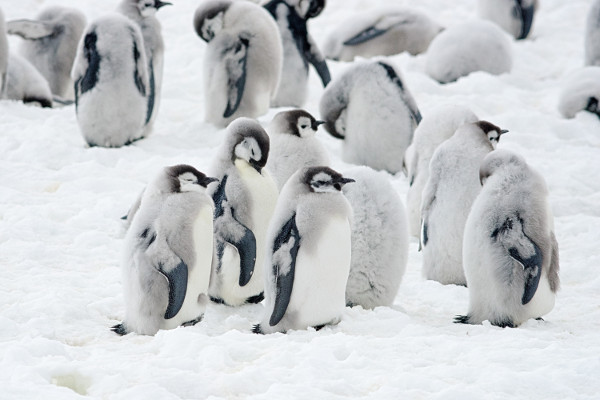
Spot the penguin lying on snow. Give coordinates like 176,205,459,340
72,14,149,147
7,6,86,100
420,121,507,286
558,67,600,119
208,118,279,306
478,0,537,40
266,108,330,190
4,53,53,108
264,0,330,107
457,150,560,328
254,166,354,334
113,165,217,336
193,0,283,127
323,7,442,62
320,60,421,174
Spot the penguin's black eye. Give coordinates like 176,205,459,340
300,125,308,129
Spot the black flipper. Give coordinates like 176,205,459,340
343,26,388,45
79,31,101,96
509,243,543,305
377,61,422,124
223,36,249,118
515,0,535,40
232,227,257,287
159,261,188,319
132,34,146,97
145,59,156,124
269,214,301,327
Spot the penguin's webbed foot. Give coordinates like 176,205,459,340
245,292,264,304
453,315,471,324
210,296,226,305
252,324,264,334
182,315,203,327
111,323,129,336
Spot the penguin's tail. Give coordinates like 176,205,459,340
252,324,264,334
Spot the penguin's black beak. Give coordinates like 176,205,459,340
155,0,172,9
499,129,509,135
312,120,326,131
333,177,355,191
201,176,219,187
249,159,263,174
316,120,326,126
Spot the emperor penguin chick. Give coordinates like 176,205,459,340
72,14,150,147
113,165,217,336
557,67,600,119
7,6,86,100
193,0,283,127
254,166,354,334
420,121,507,286
456,150,560,327
478,0,538,40
118,0,171,133
343,166,408,309
319,60,421,174
404,104,478,238
208,118,279,306
264,0,330,107
266,108,330,190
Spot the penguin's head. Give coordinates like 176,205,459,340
270,109,324,138
475,120,508,149
479,149,527,185
193,0,230,42
166,165,218,193
303,166,355,193
137,0,172,17
291,0,325,19
228,118,270,174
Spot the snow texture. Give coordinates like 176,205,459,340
0,0,599,398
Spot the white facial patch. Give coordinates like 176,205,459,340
310,172,338,193
139,0,157,17
234,137,262,163
202,12,224,41
178,172,203,192
296,116,315,138
487,130,500,149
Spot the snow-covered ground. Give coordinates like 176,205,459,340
1,0,599,398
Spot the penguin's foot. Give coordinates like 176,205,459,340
252,324,264,334
313,324,326,331
210,296,226,305
246,292,264,304
111,323,128,336
490,318,516,328
182,315,203,327
453,315,471,324
535,317,545,321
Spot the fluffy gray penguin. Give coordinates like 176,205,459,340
253,166,354,334
263,0,330,107
118,0,171,133
0,8,10,99
558,67,600,119
193,0,283,127
72,14,150,147
420,121,507,286
7,6,86,100
586,0,600,66
404,104,478,238
113,164,217,336
319,60,421,174
456,150,560,327
266,108,330,190
323,7,442,62
425,20,512,84
478,0,538,40
342,166,408,309
4,53,53,108
207,118,279,306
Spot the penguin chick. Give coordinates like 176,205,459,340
72,13,150,147
425,19,512,84
319,59,421,174
266,108,330,190
404,104,478,238
264,0,330,107
456,149,560,327
557,66,600,119
343,166,408,309
113,164,217,336
478,0,537,40
0,8,8,98
254,166,354,334
7,6,86,100
323,6,442,62
420,121,507,286
4,53,53,108
208,117,279,306
193,0,283,127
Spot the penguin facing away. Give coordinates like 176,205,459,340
254,166,354,334
113,165,217,336
193,0,283,127
208,117,279,306
558,67,600,119
456,149,560,327
72,13,150,147
7,6,87,100
322,7,443,62
264,0,330,107
320,59,421,174
420,121,507,286
266,108,330,190
478,0,537,40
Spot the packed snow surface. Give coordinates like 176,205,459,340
1,0,599,398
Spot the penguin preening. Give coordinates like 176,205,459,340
456,149,560,328
478,0,537,40
558,67,600,119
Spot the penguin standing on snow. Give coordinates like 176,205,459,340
320,60,421,174
478,0,537,40
343,166,408,309
72,14,149,147
266,109,330,190
7,6,86,100
456,150,560,327
118,0,171,133
263,0,330,107
113,165,217,336
208,118,279,306
404,104,478,238
254,166,354,334
193,0,283,127
420,121,507,286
